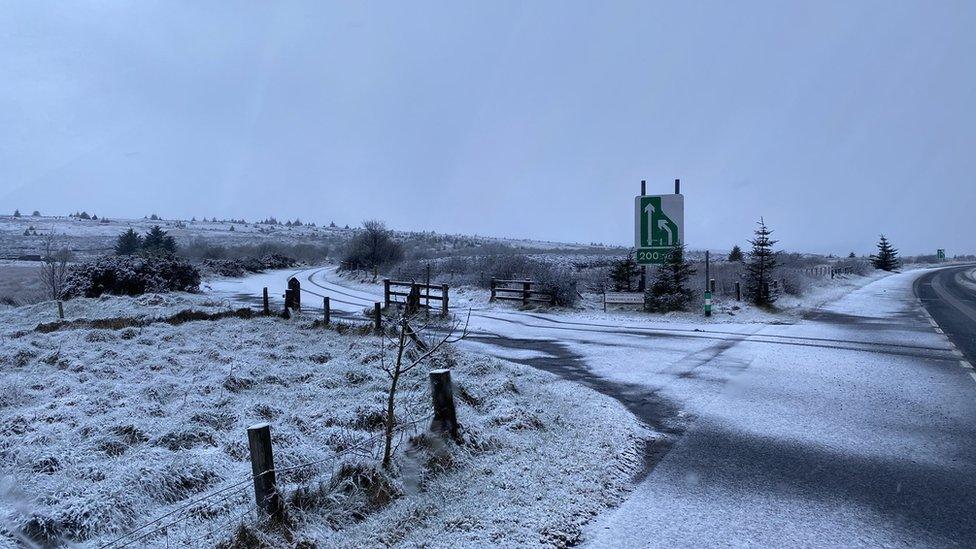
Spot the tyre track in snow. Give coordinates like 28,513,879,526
298,268,957,362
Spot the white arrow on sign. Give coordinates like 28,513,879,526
644,202,655,245
657,219,673,246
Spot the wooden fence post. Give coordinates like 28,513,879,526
735,281,741,301
288,278,301,312
522,281,530,306
57,301,64,321
441,284,449,317
262,287,270,316
247,423,283,522
489,278,497,302
429,369,459,440
406,283,420,316
374,302,382,332
323,296,330,325
383,279,391,308
425,264,431,312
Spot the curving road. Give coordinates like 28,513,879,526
915,265,976,367
211,265,976,547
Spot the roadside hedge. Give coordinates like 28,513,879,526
64,255,200,298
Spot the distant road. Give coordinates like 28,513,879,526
915,264,976,365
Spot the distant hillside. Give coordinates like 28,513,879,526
0,214,622,262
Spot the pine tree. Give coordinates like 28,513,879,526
32,211,40,217
848,252,856,258
728,244,744,262
870,235,900,271
13,209,21,217
142,225,177,254
745,218,779,306
608,252,641,291
645,244,696,312
115,229,143,255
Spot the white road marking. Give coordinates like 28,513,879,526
934,327,944,334
961,360,974,370
928,317,939,328
970,372,976,384
952,348,965,358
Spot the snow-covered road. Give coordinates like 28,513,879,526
208,266,976,547
586,269,976,548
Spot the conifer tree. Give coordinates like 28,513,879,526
645,244,696,312
142,225,177,254
608,252,641,291
13,209,21,217
870,235,900,271
745,217,779,306
115,229,143,255
848,251,856,258
728,244,744,262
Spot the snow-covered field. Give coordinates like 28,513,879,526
0,214,610,263
0,293,646,547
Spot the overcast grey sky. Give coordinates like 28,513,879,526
2,1,973,255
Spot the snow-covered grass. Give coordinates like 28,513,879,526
0,295,646,547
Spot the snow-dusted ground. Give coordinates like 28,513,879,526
0,214,611,263
204,263,976,547
0,293,645,547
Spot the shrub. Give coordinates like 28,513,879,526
64,254,200,298
645,244,696,312
180,237,328,265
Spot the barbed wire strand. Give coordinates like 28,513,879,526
102,413,433,548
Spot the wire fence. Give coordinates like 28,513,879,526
99,414,433,548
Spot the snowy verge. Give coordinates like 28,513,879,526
326,268,892,325
0,296,646,547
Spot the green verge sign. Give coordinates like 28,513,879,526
937,249,946,260
634,194,684,265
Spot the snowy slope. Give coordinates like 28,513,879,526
0,295,646,547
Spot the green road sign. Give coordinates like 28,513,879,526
937,249,946,260
635,194,684,265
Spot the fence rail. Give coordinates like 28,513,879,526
383,279,449,316
489,278,555,306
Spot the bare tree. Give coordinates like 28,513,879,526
378,309,469,469
342,220,404,281
39,234,72,301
